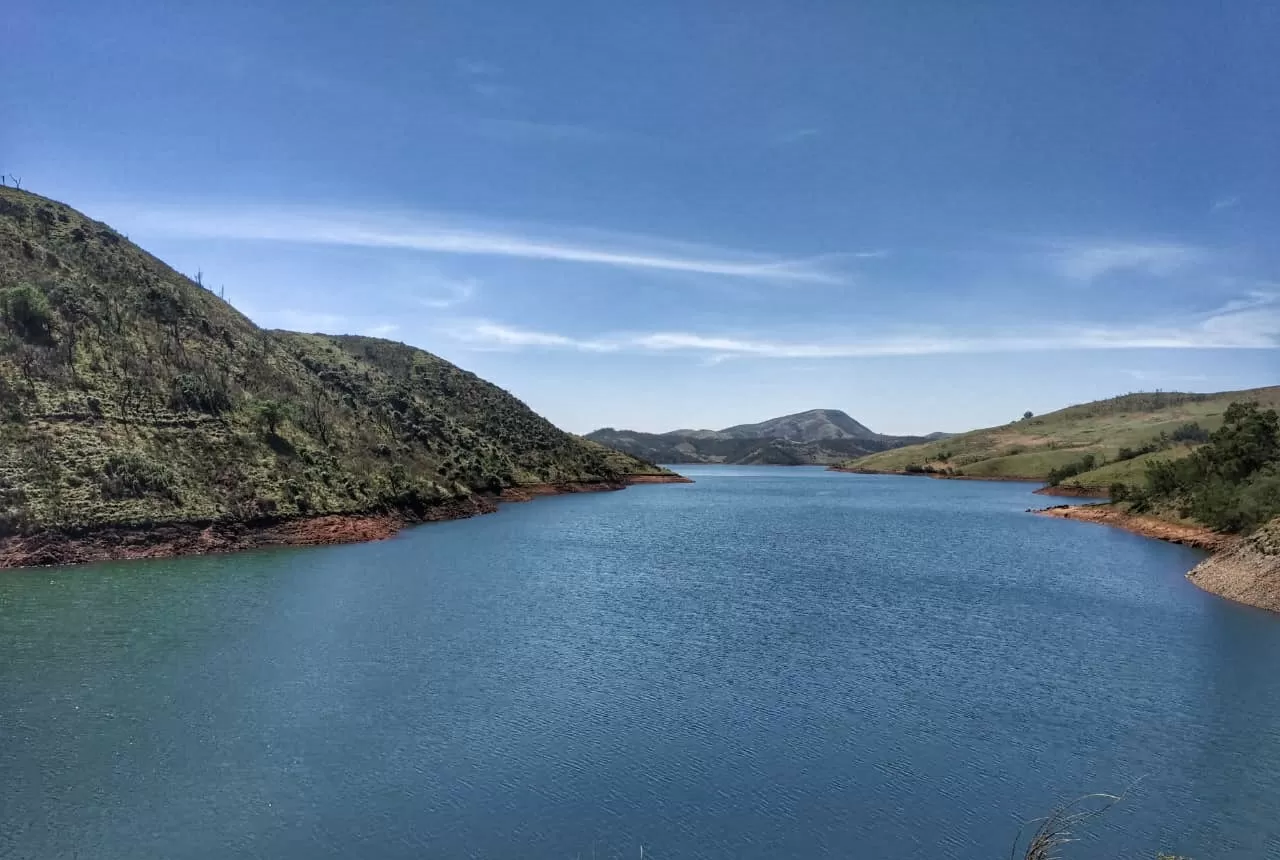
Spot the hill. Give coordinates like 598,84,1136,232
587,409,939,465
835,388,1280,492
717,408,879,441
1035,399,1280,613
0,187,682,566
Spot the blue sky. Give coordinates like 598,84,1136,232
6,0,1278,434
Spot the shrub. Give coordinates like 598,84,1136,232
1109,482,1130,502
1128,487,1153,513
98,454,180,503
1046,454,1098,486
1170,422,1210,444
0,285,54,343
170,372,231,414
255,400,288,436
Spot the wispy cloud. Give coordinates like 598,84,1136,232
460,321,617,352
457,58,515,99
1211,195,1240,213
415,273,476,309
471,117,612,144
458,60,502,78
773,127,821,145
1047,240,1205,281
445,295,1280,359
116,204,856,284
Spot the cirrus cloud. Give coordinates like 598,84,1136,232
1046,240,1206,281
107,203,860,285
444,294,1280,359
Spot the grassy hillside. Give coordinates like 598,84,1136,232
837,389,1280,489
0,187,672,537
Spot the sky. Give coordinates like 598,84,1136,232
5,0,1278,435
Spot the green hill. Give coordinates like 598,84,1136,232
0,187,676,554
835,388,1280,492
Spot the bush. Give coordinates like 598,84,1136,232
1109,482,1130,502
1046,454,1098,486
170,372,231,414
1170,422,1210,444
98,454,180,503
1116,434,1172,462
0,285,54,343
255,400,288,436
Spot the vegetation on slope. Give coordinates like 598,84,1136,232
1119,401,1280,534
836,389,1280,490
0,187,671,538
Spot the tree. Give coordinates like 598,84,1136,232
1022,410,1034,421
1141,400,1280,533
303,385,332,444
1202,401,1279,483
256,400,286,436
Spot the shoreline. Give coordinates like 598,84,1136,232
828,466,1043,484
0,474,692,571
1032,484,1109,498
829,468,1280,615
1032,503,1230,551
828,465,1104,497
1033,503,1279,614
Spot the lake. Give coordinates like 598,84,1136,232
3,466,1279,859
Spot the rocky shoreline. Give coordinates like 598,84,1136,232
1033,503,1230,550
0,474,692,571
1034,503,1279,613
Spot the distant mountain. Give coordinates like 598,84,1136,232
717,408,879,442
586,409,938,465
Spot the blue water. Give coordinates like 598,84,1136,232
3,466,1279,859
